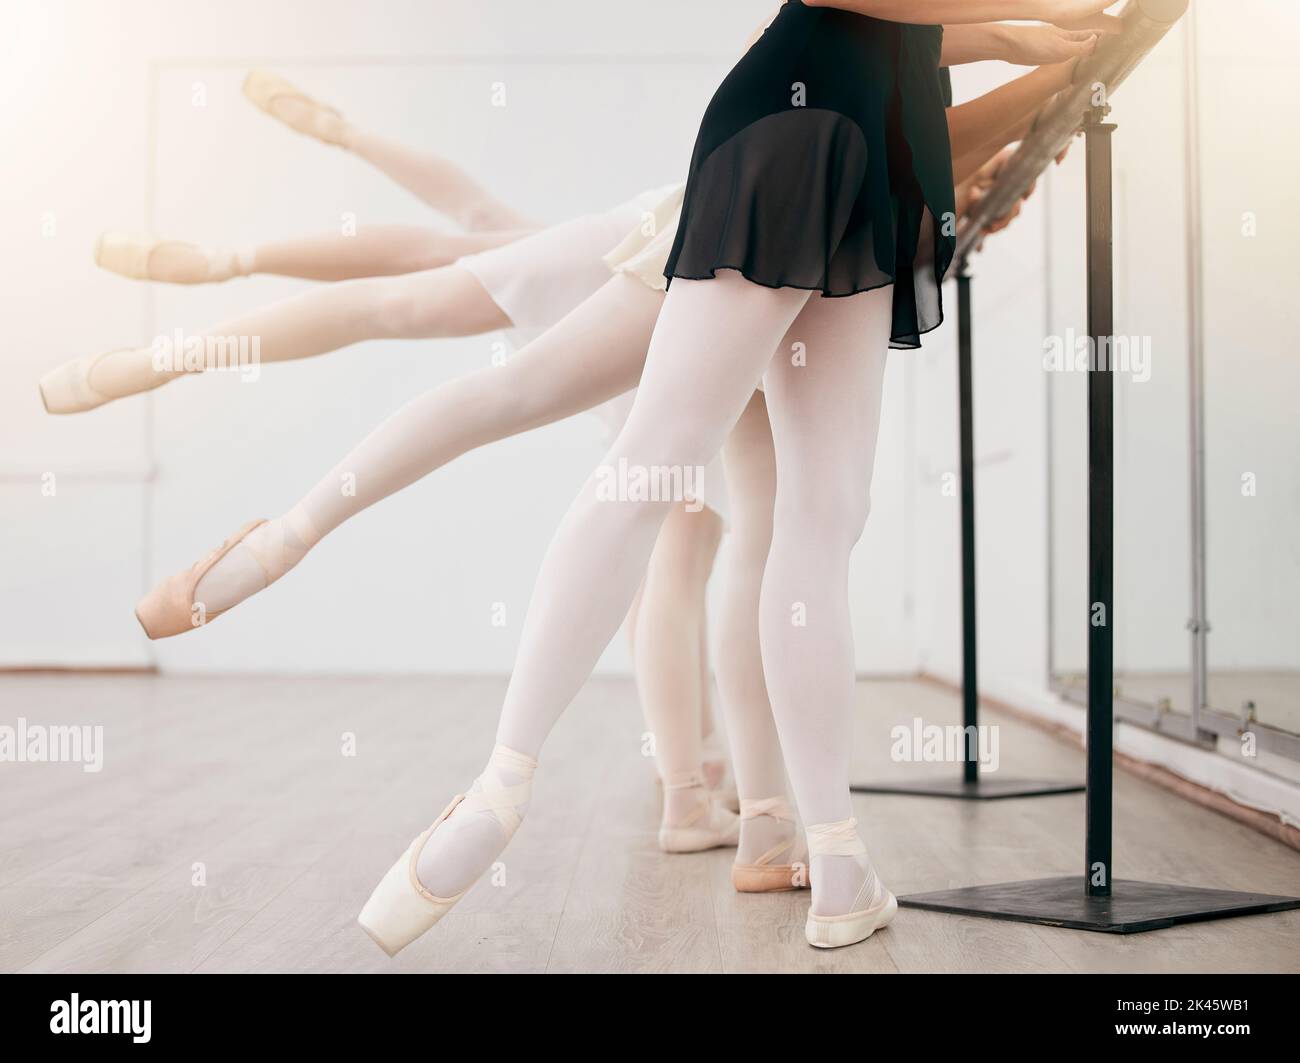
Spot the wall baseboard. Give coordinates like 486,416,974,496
0,665,158,675
917,671,1300,853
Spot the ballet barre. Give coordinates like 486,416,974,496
898,0,1300,931
954,0,1192,261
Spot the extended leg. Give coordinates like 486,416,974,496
151,276,663,624
95,225,534,285
243,70,536,231
64,266,507,407
343,126,537,231
248,226,533,281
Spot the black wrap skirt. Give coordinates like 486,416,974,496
663,1,956,348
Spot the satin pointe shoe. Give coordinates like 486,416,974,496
134,520,268,639
731,797,811,894
804,817,897,949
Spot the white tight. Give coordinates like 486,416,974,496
246,225,531,282
198,274,661,591
179,273,796,886
626,501,725,823
715,392,786,804
266,86,535,232
340,125,537,233
127,84,536,285
762,288,891,914
89,265,509,400
715,392,802,863
760,295,890,828
495,273,808,756
490,272,893,915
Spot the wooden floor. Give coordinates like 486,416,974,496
1,674,1297,974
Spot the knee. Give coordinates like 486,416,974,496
772,478,872,552
648,508,721,591
727,504,774,568
369,281,428,338
446,362,540,439
635,423,727,478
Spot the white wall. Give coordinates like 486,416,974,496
1196,2,1300,676
0,0,915,674
6,1,1294,701
916,4,1300,732
1047,26,1194,681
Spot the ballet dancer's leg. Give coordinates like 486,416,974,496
495,274,808,756
715,391,804,878
96,226,532,285
625,515,734,815
697,623,718,759
759,288,893,931
244,71,535,231
631,501,738,851
59,201,648,414
247,226,533,281
164,275,663,620
341,126,537,231
697,622,736,796
406,273,809,903
70,266,507,405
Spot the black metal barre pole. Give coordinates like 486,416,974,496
957,268,978,788
894,0,1300,930
1083,112,1116,897
851,0,1187,802
850,262,1083,800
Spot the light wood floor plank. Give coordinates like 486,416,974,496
2,673,1297,973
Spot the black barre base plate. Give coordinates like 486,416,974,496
899,876,1300,933
850,777,1085,799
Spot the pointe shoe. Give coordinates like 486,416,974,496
658,780,739,853
95,231,237,284
39,350,130,415
243,70,348,147
731,797,811,894
134,520,268,639
806,879,897,949
803,817,896,949
357,795,468,958
359,745,537,957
